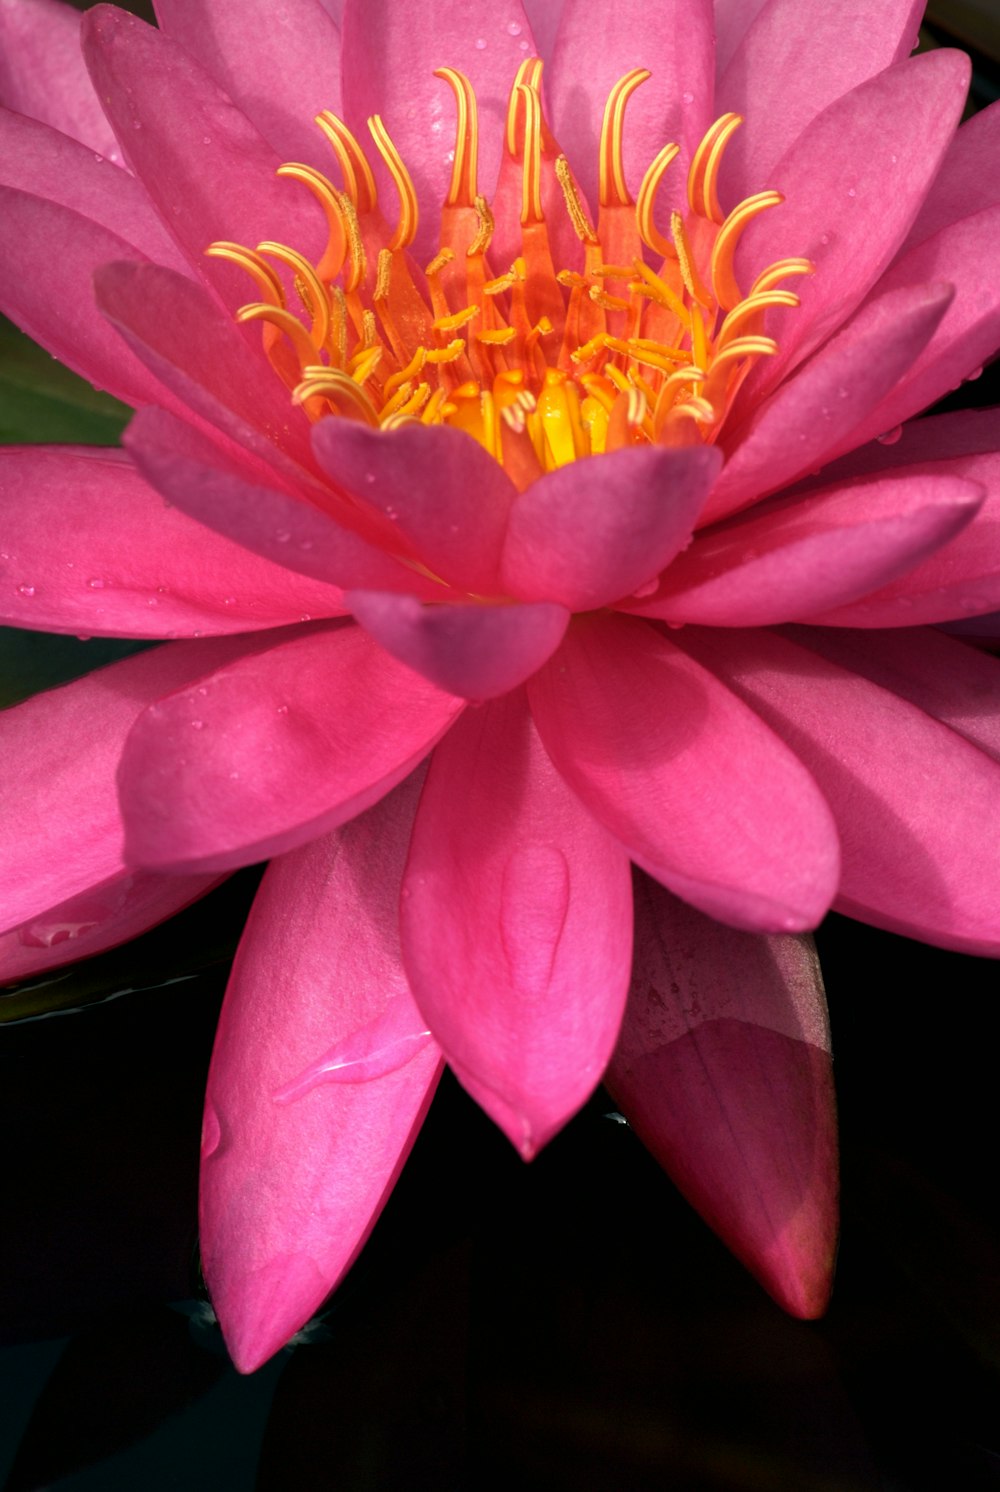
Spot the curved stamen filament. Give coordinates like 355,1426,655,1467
436,66,479,207
716,289,799,347
687,113,742,223
294,369,380,424
599,68,650,206
636,142,681,257
205,242,284,305
237,303,317,370
515,81,544,226
258,241,331,348
711,190,784,310
368,114,419,250
275,164,348,283
315,111,378,213
750,257,814,296
505,56,545,156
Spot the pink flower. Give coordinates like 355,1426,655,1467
2,0,1000,1371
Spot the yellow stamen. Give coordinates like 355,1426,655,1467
275,164,348,282
367,115,419,250
314,111,377,212
205,242,284,305
436,67,479,207
687,113,742,223
636,142,681,257
599,68,650,206
711,190,785,310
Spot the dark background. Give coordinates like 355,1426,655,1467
2,3,1000,1488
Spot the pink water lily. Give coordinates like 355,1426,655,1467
2,0,1000,1372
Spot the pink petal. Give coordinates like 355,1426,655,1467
312,420,517,594
501,445,722,610
735,51,970,398
630,470,982,627
805,407,1000,481
548,0,714,218
154,0,343,163
0,186,179,411
0,445,346,637
677,626,1000,955
820,204,1000,455
527,615,840,932
340,0,536,261
0,634,271,935
118,622,464,873
0,869,223,985
124,406,434,596
346,592,569,700
606,871,837,1319
95,261,318,474
713,0,771,75
710,282,954,522
784,625,1000,767
0,0,117,156
521,0,563,60
82,6,324,306
400,691,632,1158
899,99,1000,254
0,106,190,274
716,0,922,197
200,775,442,1373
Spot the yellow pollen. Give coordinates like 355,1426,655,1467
216,62,808,485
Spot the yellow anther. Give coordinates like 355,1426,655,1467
579,372,616,412
346,344,383,383
383,347,427,399
424,247,456,279
469,196,494,256
397,381,432,418
237,302,316,369
690,303,708,369
205,242,284,306
315,111,377,213
598,68,650,207
538,367,585,468
436,67,479,207
422,387,450,424
711,190,784,310
629,258,689,321
636,142,681,257
331,188,366,294
709,334,778,377
374,247,393,304
361,310,378,348
623,340,689,375
275,164,348,282
750,257,814,296
367,114,419,251
329,285,348,366
425,338,466,364
671,212,713,309
687,113,742,223
554,155,599,245
257,241,330,348
589,284,630,312
484,270,516,295
572,333,610,364
604,363,632,396
294,368,380,424
433,304,479,334
478,327,517,346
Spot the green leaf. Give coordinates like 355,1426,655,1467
0,316,130,446
0,626,153,710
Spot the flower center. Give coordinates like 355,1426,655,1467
209,61,810,488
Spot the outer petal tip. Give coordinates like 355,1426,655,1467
209,1249,330,1375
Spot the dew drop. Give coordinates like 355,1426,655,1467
819,233,830,246
201,1102,222,1158
965,366,983,382
385,505,398,519
877,425,903,446
475,36,487,49
17,584,35,598
275,529,291,543
272,998,434,1102
190,718,204,729
131,119,142,130
847,187,856,198
147,595,159,606
223,595,237,606
87,577,105,589
506,19,522,35
202,135,212,145
298,538,314,551
93,153,104,164
157,585,169,594
682,90,694,104
276,703,289,715
518,39,530,50
228,770,240,781
363,471,376,484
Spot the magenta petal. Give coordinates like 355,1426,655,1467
527,615,840,932
340,0,535,258
717,0,921,196
0,186,178,411
95,261,318,473
501,445,722,610
678,627,1000,955
548,0,715,216
401,691,632,1158
82,6,324,305
0,107,190,274
710,282,953,521
632,471,983,627
312,420,517,594
0,869,223,985
346,592,568,700
154,0,343,163
0,634,271,935
736,51,970,392
124,407,432,596
200,775,442,1373
607,872,837,1319
118,623,464,873
899,99,1000,254
0,0,117,156
0,445,346,637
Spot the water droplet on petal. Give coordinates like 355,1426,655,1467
877,425,903,446
87,577,105,589
965,366,983,382
276,529,291,543
190,719,204,729
201,1102,222,1158
475,36,487,49
273,997,434,1102
223,595,236,606
847,187,856,198
682,90,694,104
276,703,289,715
93,153,104,163
17,584,35,598
506,19,522,35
